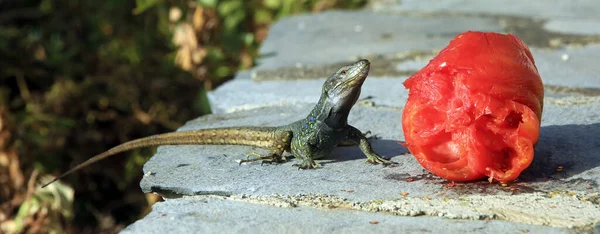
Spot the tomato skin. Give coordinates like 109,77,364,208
402,31,544,183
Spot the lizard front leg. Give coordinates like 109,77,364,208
289,132,325,169
338,131,376,146
290,145,322,169
347,126,393,165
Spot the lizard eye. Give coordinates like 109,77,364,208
340,70,347,75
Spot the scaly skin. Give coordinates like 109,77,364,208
41,59,392,188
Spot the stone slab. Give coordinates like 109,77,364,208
210,43,600,113
544,19,600,35
371,0,600,20
121,196,572,234
533,45,600,88
133,3,600,232
207,77,408,114
257,11,502,70
140,100,600,229
393,44,600,88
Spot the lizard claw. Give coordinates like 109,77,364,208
365,155,395,166
238,153,284,165
293,160,321,170
259,156,285,165
362,131,379,140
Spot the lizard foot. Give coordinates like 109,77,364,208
292,160,321,170
259,156,286,165
365,154,394,166
237,152,283,165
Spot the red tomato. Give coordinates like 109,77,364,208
402,31,544,183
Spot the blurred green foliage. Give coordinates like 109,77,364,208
15,176,74,233
0,0,366,232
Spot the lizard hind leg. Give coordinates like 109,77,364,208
237,151,285,165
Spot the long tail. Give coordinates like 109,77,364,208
41,127,278,188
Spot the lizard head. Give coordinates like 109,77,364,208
322,59,370,111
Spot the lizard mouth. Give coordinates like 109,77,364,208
341,76,364,89
330,76,363,97
329,74,367,104
332,60,370,92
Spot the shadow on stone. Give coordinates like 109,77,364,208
327,139,408,163
149,185,233,199
381,123,600,195
520,123,600,185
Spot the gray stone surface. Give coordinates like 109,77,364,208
207,77,408,114
122,196,571,234
391,45,600,87
533,45,600,88
139,101,600,229
257,11,502,70
371,0,600,20
128,1,600,233
210,9,600,113
545,19,600,35
210,44,600,113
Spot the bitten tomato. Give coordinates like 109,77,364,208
402,31,544,183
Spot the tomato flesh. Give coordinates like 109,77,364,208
402,31,544,182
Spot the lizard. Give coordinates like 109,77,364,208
41,59,392,188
